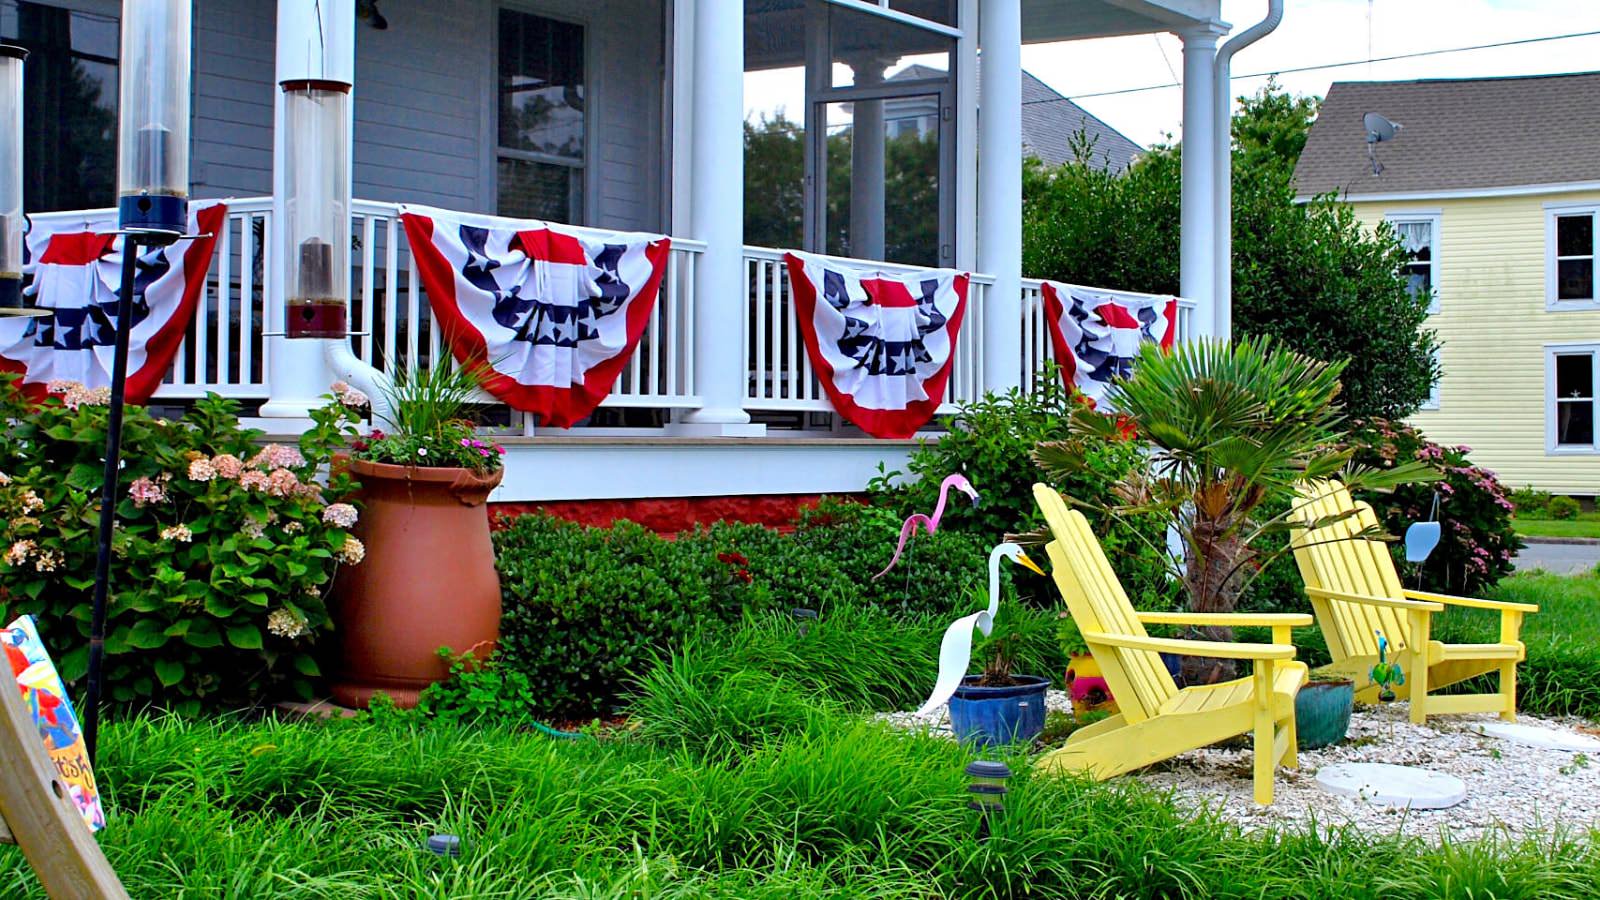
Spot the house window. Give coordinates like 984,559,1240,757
496,9,585,223
1550,207,1597,306
1549,346,1598,452
1421,348,1440,411
1,0,119,213
1388,214,1438,314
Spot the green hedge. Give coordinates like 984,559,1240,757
492,498,998,718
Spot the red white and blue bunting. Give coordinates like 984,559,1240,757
784,251,969,439
0,203,227,403
400,205,671,428
1040,281,1177,408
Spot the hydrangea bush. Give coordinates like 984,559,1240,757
1348,418,1522,595
0,375,366,710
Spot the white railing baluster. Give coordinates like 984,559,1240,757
240,211,256,388
217,213,233,387
664,250,680,397
383,216,399,372
360,213,376,364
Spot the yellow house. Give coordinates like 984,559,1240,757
1294,73,1600,497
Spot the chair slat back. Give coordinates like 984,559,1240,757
1290,481,1412,658
1034,484,1177,722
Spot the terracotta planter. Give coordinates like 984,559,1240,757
330,458,502,709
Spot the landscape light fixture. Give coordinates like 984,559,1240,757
84,0,195,764
965,759,1011,841
791,607,818,637
0,45,46,318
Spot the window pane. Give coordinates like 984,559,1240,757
2,1,119,212
498,10,584,160
497,158,581,223
1395,220,1431,261
820,94,941,267
1558,259,1594,301
1402,263,1431,301
1557,214,1594,258
889,0,957,27
1558,400,1594,447
828,5,953,89
1556,353,1594,399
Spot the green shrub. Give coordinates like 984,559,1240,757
1349,419,1522,596
0,378,363,710
871,379,1178,610
1547,496,1581,520
1509,486,1552,517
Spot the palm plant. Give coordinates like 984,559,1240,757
1033,337,1434,656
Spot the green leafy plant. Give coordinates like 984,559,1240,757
1347,419,1522,595
349,362,504,473
0,376,364,709
1034,338,1434,656
1508,486,1552,517
1548,496,1581,521
972,600,1057,686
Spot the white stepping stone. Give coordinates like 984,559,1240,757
1315,763,1467,810
1473,722,1600,752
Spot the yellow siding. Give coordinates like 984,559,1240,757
1352,191,1600,496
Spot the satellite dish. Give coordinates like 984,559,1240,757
1362,112,1402,175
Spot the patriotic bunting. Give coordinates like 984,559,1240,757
0,203,227,403
401,205,670,428
784,251,969,439
1040,281,1177,409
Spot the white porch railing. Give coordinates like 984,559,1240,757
742,246,989,416
1019,277,1198,393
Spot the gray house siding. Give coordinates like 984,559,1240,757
188,0,664,232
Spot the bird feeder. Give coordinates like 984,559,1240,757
0,45,37,316
281,78,351,338
116,0,191,236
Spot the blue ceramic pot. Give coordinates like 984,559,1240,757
1295,679,1354,750
948,674,1050,747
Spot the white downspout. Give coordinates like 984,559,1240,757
324,339,392,427
1211,0,1284,340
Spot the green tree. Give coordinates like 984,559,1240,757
1022,85,1438,420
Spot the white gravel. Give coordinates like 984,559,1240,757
879,693,1600,842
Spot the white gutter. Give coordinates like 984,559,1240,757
323,339,393,428
1212,0,1284,338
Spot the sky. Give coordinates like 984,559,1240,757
746,0,1600,147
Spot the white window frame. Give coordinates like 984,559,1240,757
1545,202,1599,311
1546,343,1600,455
1386,210,1440,315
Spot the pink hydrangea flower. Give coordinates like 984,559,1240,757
265,468,301,498
250,444,306,471
321,503,358,528
129,476,168,508
239,470,270,493
212,454,244,480
187,458,217,482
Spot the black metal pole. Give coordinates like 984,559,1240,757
83,233,140,765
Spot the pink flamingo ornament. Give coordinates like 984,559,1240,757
873,473,981,580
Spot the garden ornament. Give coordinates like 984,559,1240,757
1404,493,1442,564
913,542,1045,716
873,473,981,580
1369,630,1405,702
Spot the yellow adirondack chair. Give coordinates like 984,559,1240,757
1032,484,1311,805
1289,480,1537,724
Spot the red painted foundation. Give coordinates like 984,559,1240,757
490,493,851,534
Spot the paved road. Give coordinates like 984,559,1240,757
1514,540,1600,575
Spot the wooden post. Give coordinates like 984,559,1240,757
0,669,127,898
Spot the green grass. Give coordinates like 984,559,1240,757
4,703,1599,899
1429,568,1600,718
1512,512,1600,540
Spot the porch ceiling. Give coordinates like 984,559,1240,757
1022,0,1225,42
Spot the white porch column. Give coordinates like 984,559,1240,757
848,60,887,262
976,0,1022,395
1178,23,1225,341
677,0,759,433
259,0,352,420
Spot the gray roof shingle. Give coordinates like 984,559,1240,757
1294,72,1600,199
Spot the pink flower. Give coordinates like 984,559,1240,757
321,503,358,528
265,468,301,498
250,444,306,471
239,470,270,493
187,458,217,482
336,535,365,565
128,476,168,508
211,454,243,480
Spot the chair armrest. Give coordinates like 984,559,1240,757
1401,589,1538,614
1082,631,1298,661
1136,611,1314,628
1305,587,1444,612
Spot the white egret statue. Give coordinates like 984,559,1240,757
915,542,1045,716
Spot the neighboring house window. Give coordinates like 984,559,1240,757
496,9,585,224
1388,214,1439,314
1548,345,1598,453
1,0,119,213
1548,205,1598,308
1421,348,1440,411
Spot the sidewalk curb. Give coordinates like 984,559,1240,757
1520,536,1600,547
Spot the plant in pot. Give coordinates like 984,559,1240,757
329,363,506,709
1033,337,1436,685
1295,672,1355,750
947,601,1055,747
